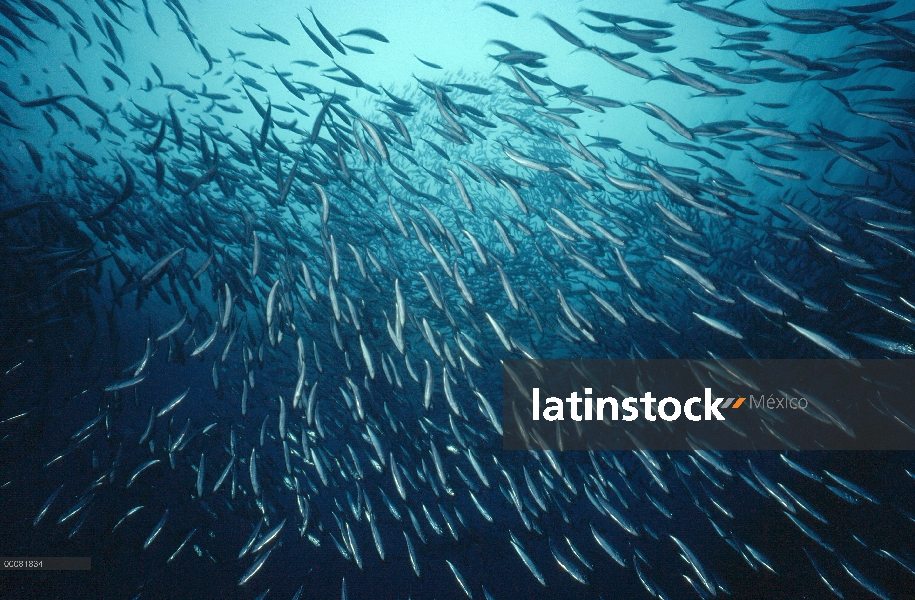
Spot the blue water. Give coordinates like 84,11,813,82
2,0,915,599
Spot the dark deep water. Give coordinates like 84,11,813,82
2,0,915,598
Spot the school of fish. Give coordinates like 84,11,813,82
1,0,915,598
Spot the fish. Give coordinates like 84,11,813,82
549,537,588,584
693,312,744,339
167,528,197,564
238,548,273,586
415,55,442,69
156,389,189,418
445,559,473,598
33,484,65,527
787,322,860,365
112,506,146,533
1,2,913,599
479,2,518,18
250,518,286,555
127,459,161,488
341,28,389,43
144,509,169,549
20,139,43,172
104,374,146,392
509,532,547,586
670,535,716,597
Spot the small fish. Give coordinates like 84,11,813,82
144,509,169,549
415,55,442,69
694,312,744,339
479,2,518,17
33,485,65,527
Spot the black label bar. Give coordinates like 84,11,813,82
1,558,91,570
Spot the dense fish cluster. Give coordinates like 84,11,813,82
2,0,915,598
